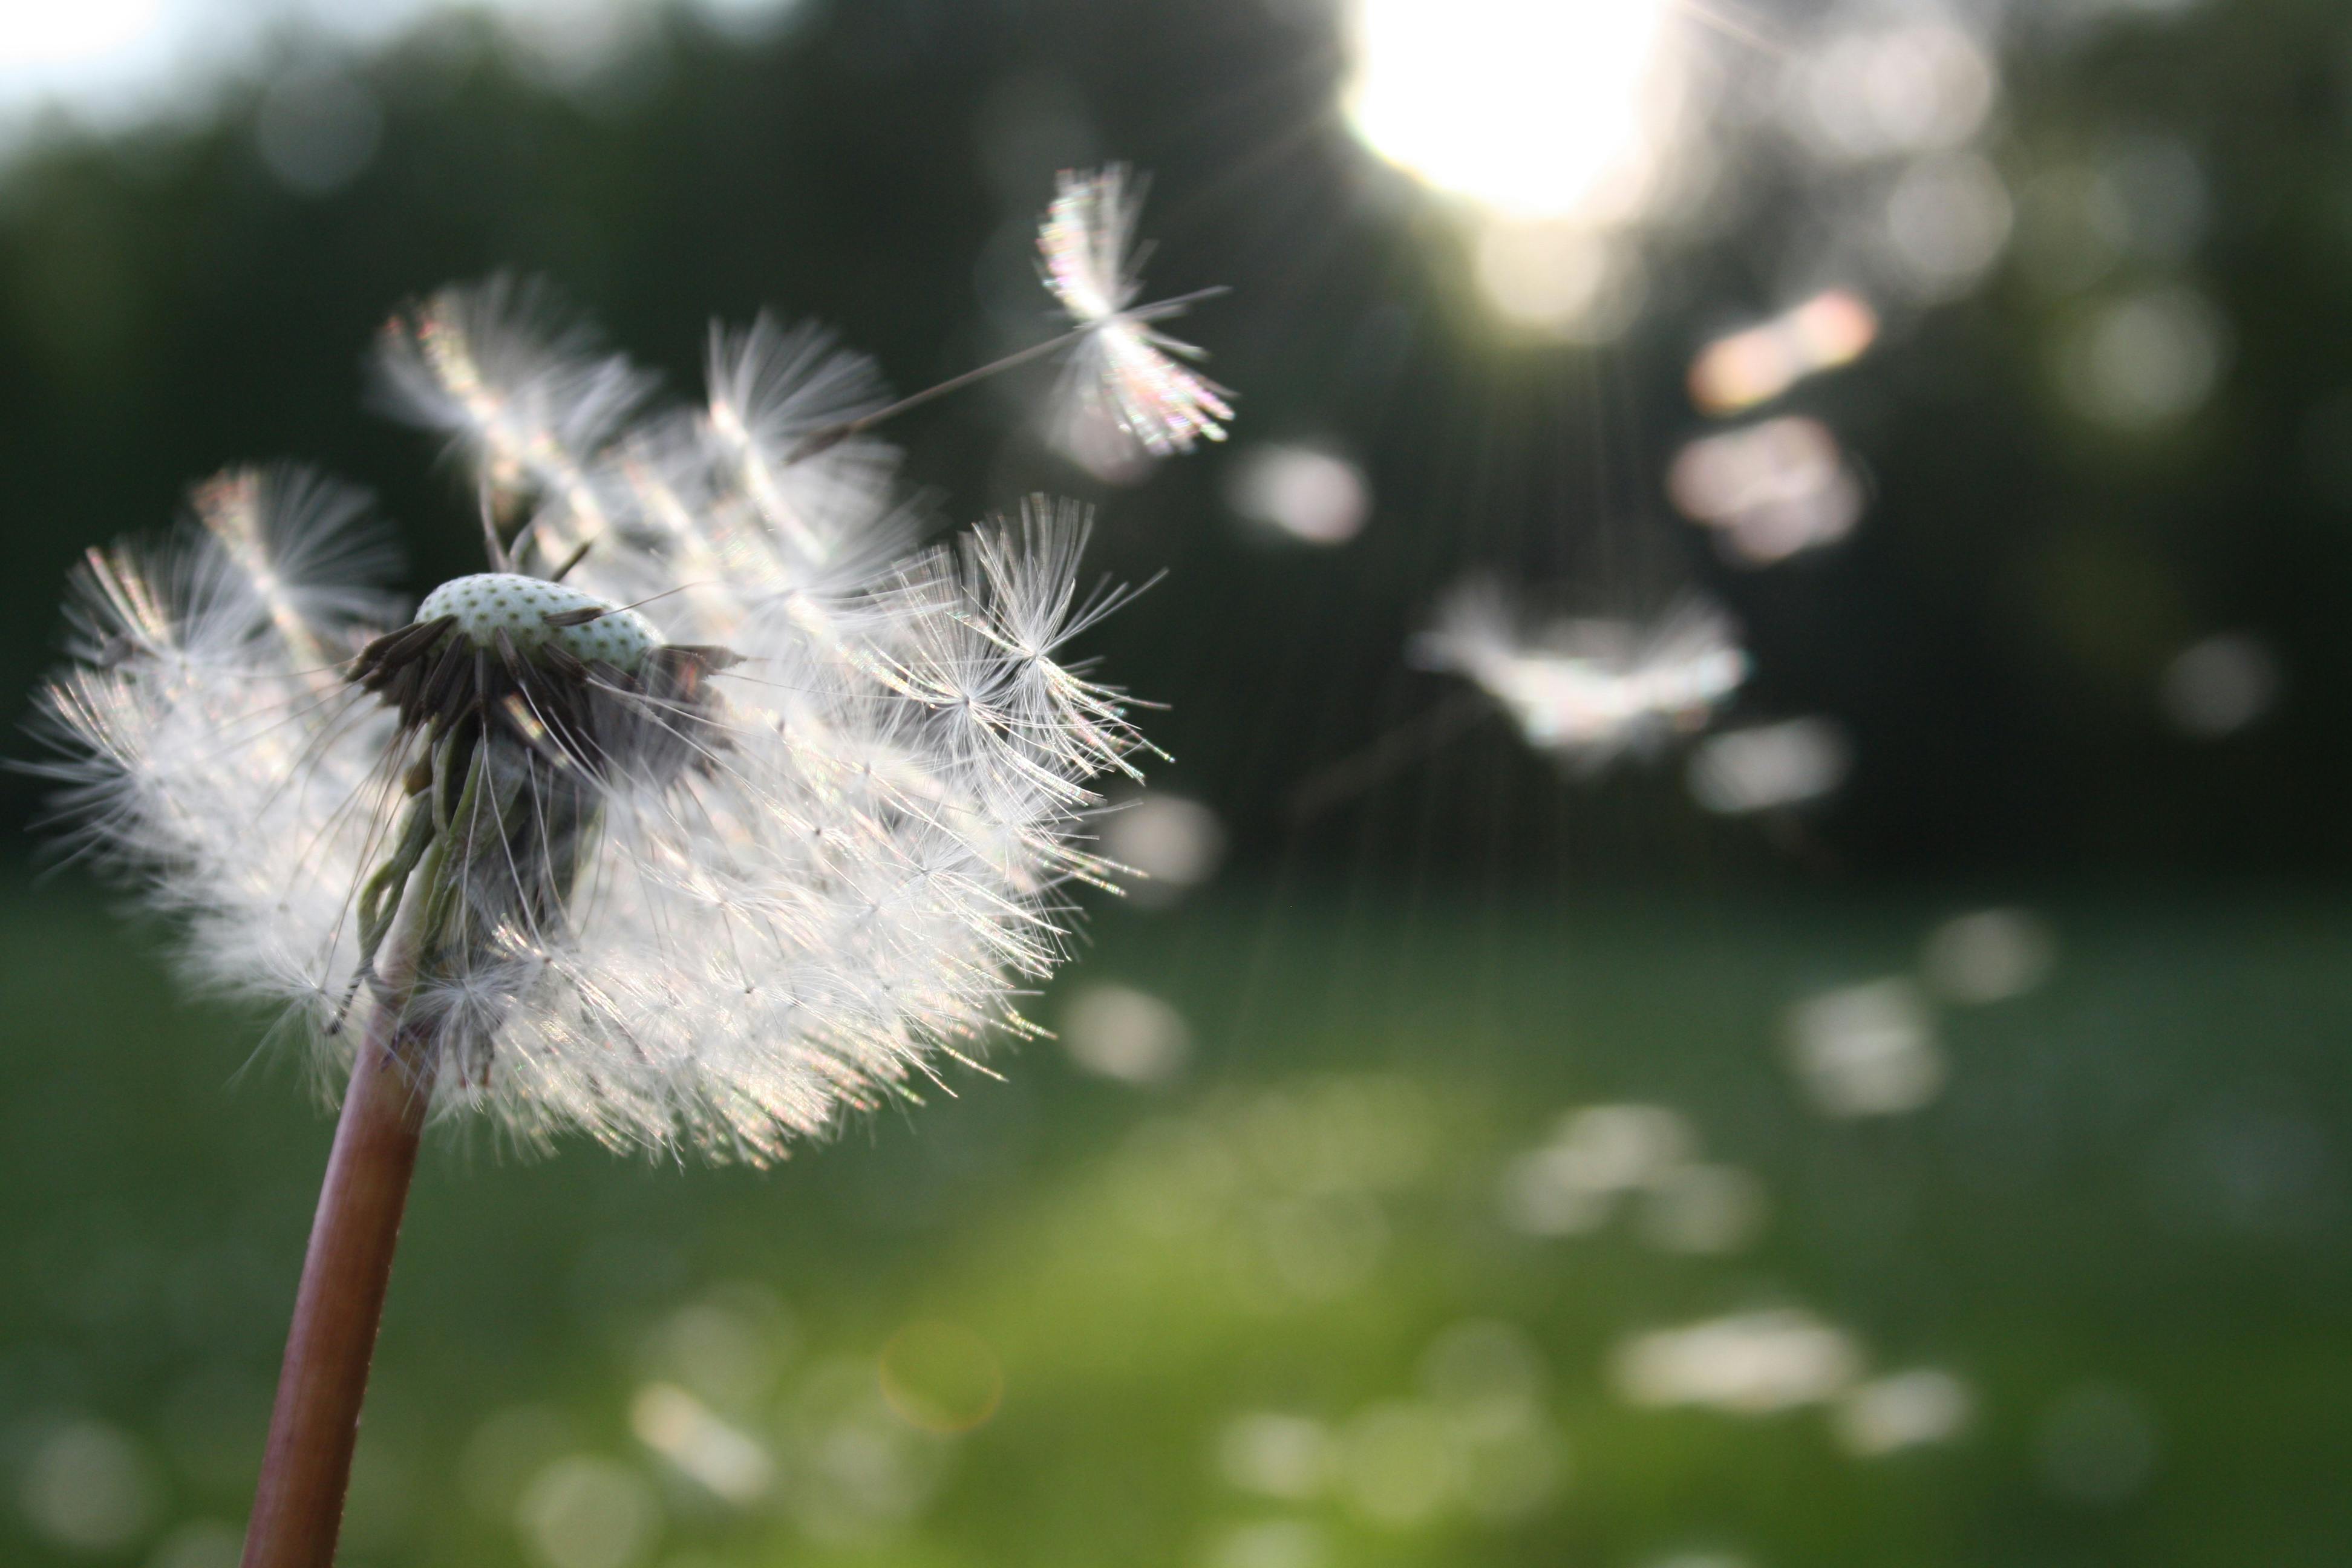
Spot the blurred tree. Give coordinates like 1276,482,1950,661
4,0,2351,881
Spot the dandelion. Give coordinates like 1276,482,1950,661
1410,578,1748,771
36,171,1224,1564
1038,164,1234,460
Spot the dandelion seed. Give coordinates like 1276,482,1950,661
38,261,1199,1564
1039,164,1235,460
373,273,656,566
1411,579,1748,771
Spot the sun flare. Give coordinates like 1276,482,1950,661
1344,0,1685,224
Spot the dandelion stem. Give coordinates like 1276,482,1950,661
242,998,436,1568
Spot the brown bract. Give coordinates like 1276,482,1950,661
350,612,740,786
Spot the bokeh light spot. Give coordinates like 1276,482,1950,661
630,1382,774,1504
878,1321,1004,1434
1225,443,1370,545
2060,285,2229,431
1207,1518,1330,1568
1791,24,1996,163
1339,1400,1463,1527
254,67,384,196
1783,979,1945,1118
1613,1310,1863,1414
515,1455,659,1568
1637,1162,1769,1255
2037,1383,2160,1505
1670,416,1864,566
1060,981,1192,1086
147,1520,244,1568
1834,1368,1973,1457
1922,909,2056,1005
2160,633,2279,739
1688,719,1852,815
1217,1411,1333,1500
18,1420,156,1554
1473,220,1647,338
1884,153,2013,299
1688,291,1878,416
641,1286,793,1411
1099,792,1227,907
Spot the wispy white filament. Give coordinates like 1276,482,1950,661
38,283,1158,1164
372,273,656,553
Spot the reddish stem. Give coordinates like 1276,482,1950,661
242,1011,436,1568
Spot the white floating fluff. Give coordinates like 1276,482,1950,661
1412,579,1749,772
36,281,1157,1165
1039,165,1234,460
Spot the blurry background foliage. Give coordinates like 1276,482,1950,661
4,2,2352,1567
4,0,2352,880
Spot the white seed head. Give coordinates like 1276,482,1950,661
38,280,1163,1165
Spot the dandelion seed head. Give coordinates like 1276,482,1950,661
39,276,1165,1165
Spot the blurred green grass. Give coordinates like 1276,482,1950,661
3,880,2347,1567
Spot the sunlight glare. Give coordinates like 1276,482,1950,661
0,0,166,77
1346,0,1683,222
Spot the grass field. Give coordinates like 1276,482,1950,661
3,880,2346,1568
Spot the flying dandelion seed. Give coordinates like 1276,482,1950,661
36,169,1217,1564
1039,164,1234,462
1411,580,1748,771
